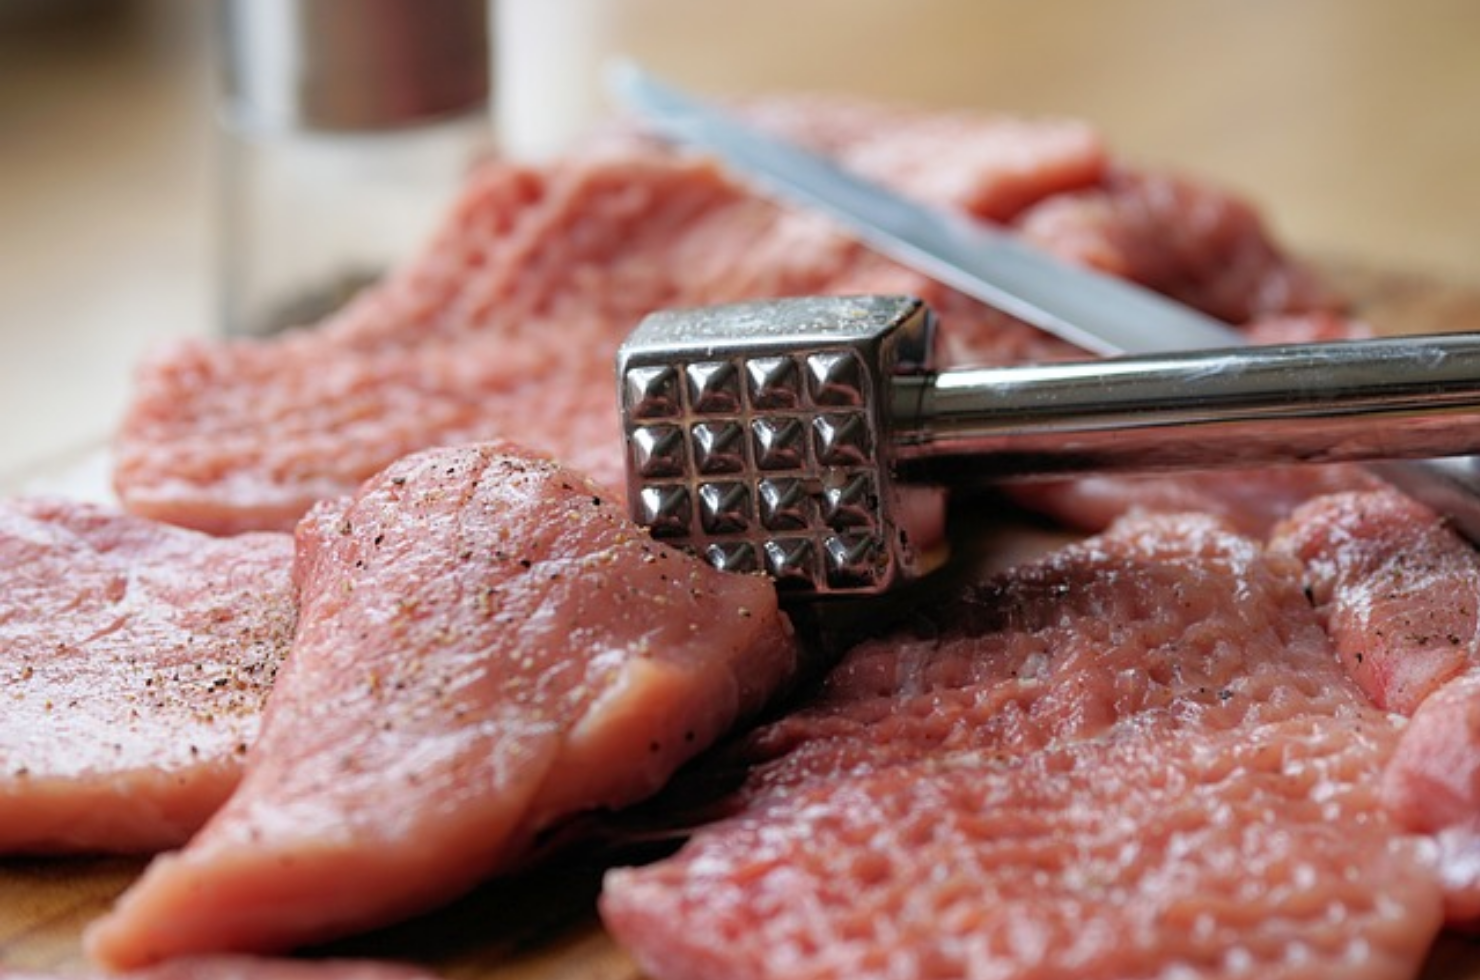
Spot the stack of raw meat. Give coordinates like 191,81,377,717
2,97,1476,980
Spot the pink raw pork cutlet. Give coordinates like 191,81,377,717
0,498,293,854
113,99,1346,537
601,512,1445,980
87,442,798,968
1273,489,1480,924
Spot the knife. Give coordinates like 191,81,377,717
608,62,1480,538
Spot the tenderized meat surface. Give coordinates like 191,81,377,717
600,512,1444,980
1271,489,1480,714
87,443,798,968
1272,489,1480,925
0,498,293,854
112,101,1346,537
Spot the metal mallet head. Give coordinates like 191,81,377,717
619,295,1480,599
617,295,945,597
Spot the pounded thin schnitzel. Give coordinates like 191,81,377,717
601,513,1443,980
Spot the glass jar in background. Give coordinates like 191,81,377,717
215,0,491,337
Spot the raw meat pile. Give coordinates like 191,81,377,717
110,100,1347,538
2,95,1476,980
0,499,294,853
87,442,797,967
601,500,1461,980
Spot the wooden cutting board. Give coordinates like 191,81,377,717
3,261,1480,980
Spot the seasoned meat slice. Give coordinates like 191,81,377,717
0,498,293,854
88,443,797,967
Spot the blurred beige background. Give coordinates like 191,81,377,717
1,0,1477,482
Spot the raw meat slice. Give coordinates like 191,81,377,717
1270,488,1480,714
1270,489,1480,924
0,956,436,980
600,513,1444,980
87,442,798,968
113,101,1333,536
0,498,294,854
1014,461,1382,539
1015,168,1343,325
1383,672,1480,924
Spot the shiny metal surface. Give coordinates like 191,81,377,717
894,332,1480,481
219,0,488,133
620,295,1480,597
611,64,1480,540
618,296,943,597
609,62,1235,357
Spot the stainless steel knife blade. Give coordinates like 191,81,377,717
608,61,1480,539
608,61,1235,357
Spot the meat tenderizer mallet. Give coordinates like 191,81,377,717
617,294,1480,598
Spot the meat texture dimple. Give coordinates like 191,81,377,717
0,498,293,854
113,100,1340,536
87,442,798,968
1271,489,1480,924
600,513,1443,980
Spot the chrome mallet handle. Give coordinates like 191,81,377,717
617,295,1480,598
892,331,1480,481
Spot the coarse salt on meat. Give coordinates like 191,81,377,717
600,512,1443,980
0,498,293,854
112,100,1337,537
87,442,798,968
